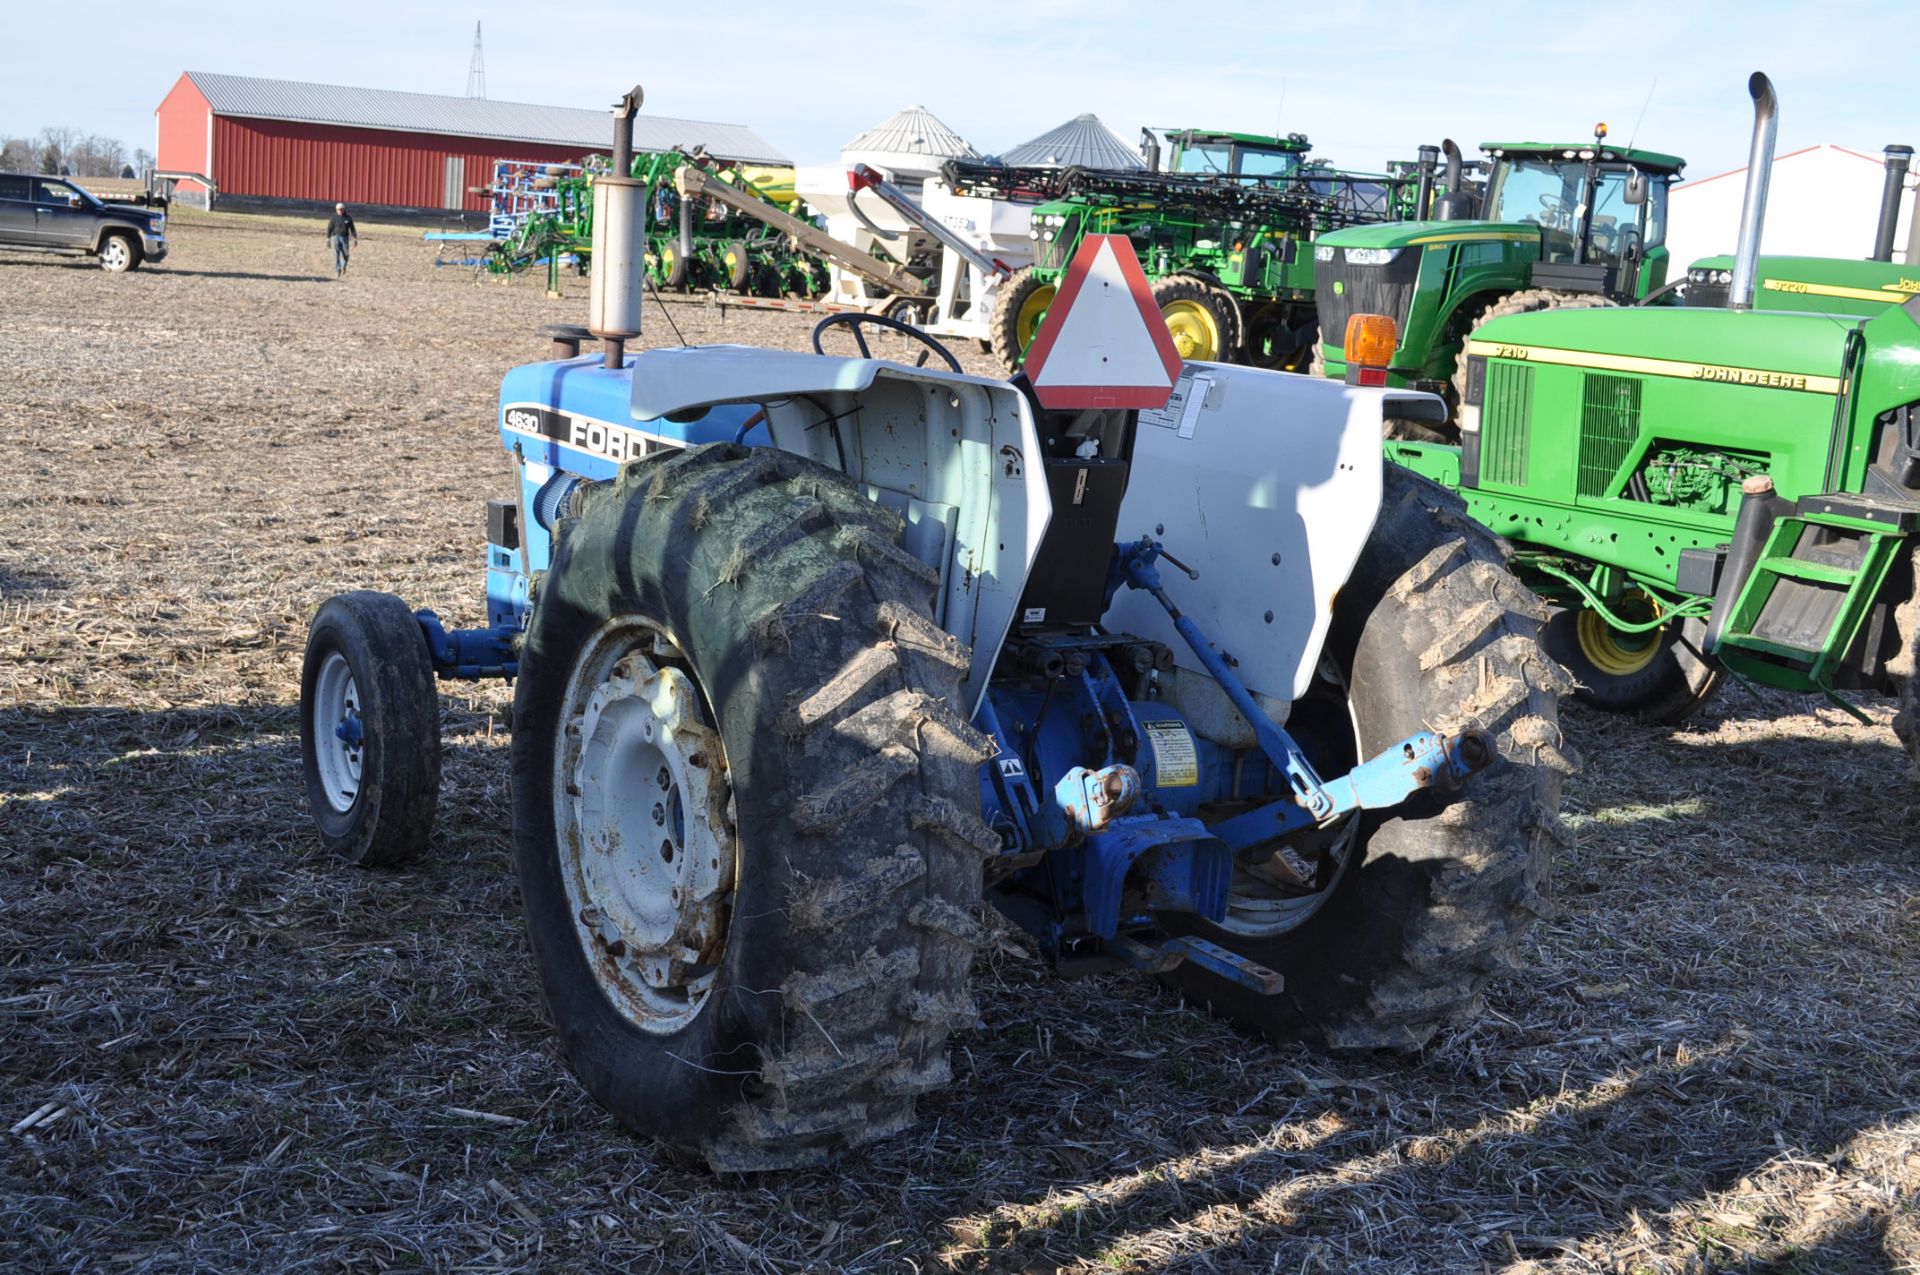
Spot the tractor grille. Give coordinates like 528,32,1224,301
1578,373,1643,497
1035,213,1081,271
1480,362,1534,487
1316,250,1421,350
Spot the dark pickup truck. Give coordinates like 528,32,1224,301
0,173,168,271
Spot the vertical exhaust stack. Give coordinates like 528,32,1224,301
1413,144,1439,219
589,85,647,370
1871,144,1912,262
1728,72,1777,313
1435,140,1466,220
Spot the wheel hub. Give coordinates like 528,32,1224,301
1576,598,1662,677
313,650,364,813
1161,300,1221,361
556,623,734,1035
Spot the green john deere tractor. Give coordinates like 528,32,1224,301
968,128,1412,373
1375,75,1920,758
1672,144,1916,317
1313,131,1684,421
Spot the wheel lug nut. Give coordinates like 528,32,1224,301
657,767,670,788
652,802,665,826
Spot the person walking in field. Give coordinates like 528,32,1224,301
326,203,358,277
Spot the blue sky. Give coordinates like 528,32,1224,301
4,0,1913,181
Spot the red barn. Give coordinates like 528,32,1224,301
154,71,788,216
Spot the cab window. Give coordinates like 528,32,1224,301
0,174,30,200
1234,147,1300,180
34,178,81,205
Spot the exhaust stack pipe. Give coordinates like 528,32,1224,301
588,85,647,369
1413,144,1440,218
1435,140,1466,220
1871,144,1912,262
1728,72,1777,313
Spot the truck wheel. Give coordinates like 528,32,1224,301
511,443,994,1170
988,267,1056,374
1152,275,1239,363
98,233,140,273
1159,464,1572,1050
299,591,442,866
1542,602,1722,724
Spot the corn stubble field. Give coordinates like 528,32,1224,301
1,209,1917,1275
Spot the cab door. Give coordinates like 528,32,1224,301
33,178,92,248
0,174,37,243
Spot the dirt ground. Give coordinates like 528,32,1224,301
2,209,1917,1275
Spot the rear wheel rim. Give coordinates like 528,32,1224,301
312,651,364,813
1161,299,1223,361
553,617,735,1035
1218,665,1363,937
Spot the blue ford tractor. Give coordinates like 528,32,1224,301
299,88,1570,1171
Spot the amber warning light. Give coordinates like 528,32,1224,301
1342,314,1398,387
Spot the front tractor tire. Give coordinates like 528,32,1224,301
1152,274,1240,364
988,266,1056,374
511,444,996,1171
299,591,442,866
1542,602,1722,724
1161,464,1574,1050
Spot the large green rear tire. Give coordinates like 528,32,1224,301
511,444,995,1170
987,267,1056,375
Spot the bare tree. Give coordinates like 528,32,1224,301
0,136,33,171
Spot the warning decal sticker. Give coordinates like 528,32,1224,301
1142,719,1199,788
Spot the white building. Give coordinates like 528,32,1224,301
1666,143,1915,270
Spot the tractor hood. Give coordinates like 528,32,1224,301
1470,306,1856,391
1688,254,1920,312
1316,219,1540,252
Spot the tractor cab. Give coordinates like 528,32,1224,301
1160,128,1312,186
1476,140,1681,297
1313,131,1684,405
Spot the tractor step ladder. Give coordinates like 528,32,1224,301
1713,508,1908,691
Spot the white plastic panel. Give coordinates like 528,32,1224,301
1104,364,1419,703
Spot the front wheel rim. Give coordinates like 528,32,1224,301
554,618,735,1035
1016,284,1056,348
1576,597,1663,677
1161,299,1222,360
312,650,364,813
102,240,128,269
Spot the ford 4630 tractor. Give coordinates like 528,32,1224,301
298,88,1569,1170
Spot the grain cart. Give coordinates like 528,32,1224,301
298,87,1568,1170
1313,132,1685,423
1368,75,1920,744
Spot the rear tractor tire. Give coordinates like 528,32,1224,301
1542,598,1722,725
299,591,442,866
988,266,1056,375
511,443,996,1170
1160,464,1574,1050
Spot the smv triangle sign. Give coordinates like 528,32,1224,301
1022,234,1183,412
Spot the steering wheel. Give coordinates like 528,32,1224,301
810,312,964,374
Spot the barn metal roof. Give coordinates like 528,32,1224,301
182,71,789,164
841,105,979,161
999,114,1144,170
